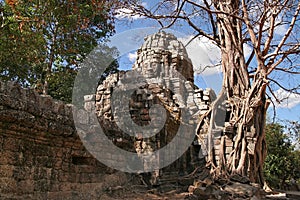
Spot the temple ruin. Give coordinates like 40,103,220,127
1,30,299,199
89,31,219,183
0,31,232,199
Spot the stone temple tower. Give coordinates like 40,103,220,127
91,31,216,185
133,31,194,83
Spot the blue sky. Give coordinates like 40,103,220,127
110,0,300,123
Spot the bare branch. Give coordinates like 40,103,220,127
184,33,201,47
184,16,219,44
264,44,300,60
261,9,276,56
267,85,281,104
203,0,217,40
118,1,219,44
274,66,300,74
161,0,186,29
241,1,258,47
262,0,290,56
242,0,264,70
195,63,222,74
266,45,300,75
257,2,270,53
268,77,300,95
266,92,277,123
266,2,300,74
185,0,243,20
246,49,255,67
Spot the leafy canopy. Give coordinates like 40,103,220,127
264,123,300,189
0,0,118,102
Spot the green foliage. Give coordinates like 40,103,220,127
264,123,300,189
0,0,46,85
47,67,77,103
286,121,300,148
48,45,119,103
0,0,118,101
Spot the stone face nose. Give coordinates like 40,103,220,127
132,31,194,83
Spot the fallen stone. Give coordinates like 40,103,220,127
224,182,259,198
230,173,251,184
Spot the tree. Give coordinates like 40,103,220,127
286,120,300,148
0,0,46,85
116,0,300,187
0,0,117,97
49,44,119,103
264,123,300,189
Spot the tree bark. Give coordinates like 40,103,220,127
117,0,299,188
207,0,269,185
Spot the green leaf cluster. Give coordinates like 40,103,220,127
0,0,118,102
264,123,300,190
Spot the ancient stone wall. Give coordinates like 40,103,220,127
93,32,217,183
0,81,128,200
0,31,221,199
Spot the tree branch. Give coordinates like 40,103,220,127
274,68,300,75
161,0,186,29
266,92,277,123
203,0,217,40
246,49,255,67
268,77,300,95
267,84,281,104
185,0,243,21
266,2,300,74
266,44,300,75
262,0,290,56
241,0,264,71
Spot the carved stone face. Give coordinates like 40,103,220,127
142,60,160,77
150,62,159,74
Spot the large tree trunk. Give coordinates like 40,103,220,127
205,0,270,186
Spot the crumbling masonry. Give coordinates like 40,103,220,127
88,31,221,182
0,31,234,199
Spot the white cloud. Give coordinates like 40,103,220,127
128,52,137,62
274,22,288,36
178,34,255,76
141,2,148,7
243,44,252,57
115,2,148,20
115,8,144,20
179,35,222,75
274,88,300,108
